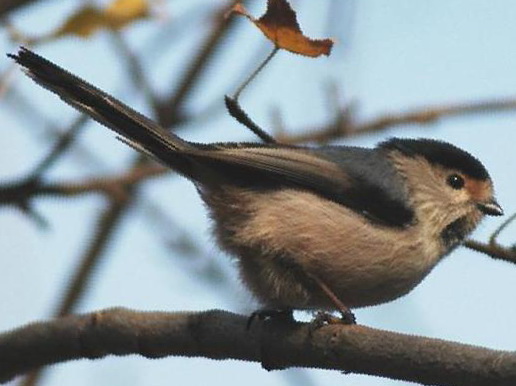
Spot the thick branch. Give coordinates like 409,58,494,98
0,308,515,386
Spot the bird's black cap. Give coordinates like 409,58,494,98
379,138,490,180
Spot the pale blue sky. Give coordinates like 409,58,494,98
1,1,516,385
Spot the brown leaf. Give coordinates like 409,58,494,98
53,0,150,39
104,0,150,30
53,6,106,38
231,0,333,57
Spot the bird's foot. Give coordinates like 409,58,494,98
246,309,294,330
340,309,357,325
309,310,356,332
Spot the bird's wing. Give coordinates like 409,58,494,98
193,145,350,193
190,145,415,228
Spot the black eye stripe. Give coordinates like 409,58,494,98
447,174,465,190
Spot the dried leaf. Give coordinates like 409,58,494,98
105,0,150,29
53,0,150,39
231,0,333,57
53,6,105,38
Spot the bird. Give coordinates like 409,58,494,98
9,47,503,324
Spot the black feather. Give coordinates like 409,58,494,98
379,138,490,180
308,146,414,227
440,216,471,250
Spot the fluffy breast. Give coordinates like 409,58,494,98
204,187,445,309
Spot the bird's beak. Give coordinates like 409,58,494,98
477,199,504,216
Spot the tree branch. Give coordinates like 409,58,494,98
278,97,516,144
0,164,167,205
0,0,40,17
157,0,245,127
0,308,515,386
464,239,516,264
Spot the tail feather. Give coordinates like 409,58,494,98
8,47,191,165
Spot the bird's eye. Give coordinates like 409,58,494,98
447,174,465,190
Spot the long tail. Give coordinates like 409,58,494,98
9,48,351,196
9,47,192,167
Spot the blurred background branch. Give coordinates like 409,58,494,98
0,0,40,17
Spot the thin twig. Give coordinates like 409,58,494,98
0,0,39,17
158,0,246,127
224,47,279,143
463,239,516,264
278,98,516,144
30,115,88,177
110,33,160,114
233,47,279,100
489,211,516,246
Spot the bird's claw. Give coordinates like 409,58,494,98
309,310,356,333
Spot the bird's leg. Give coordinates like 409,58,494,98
246,309,294,330
307,272,356,325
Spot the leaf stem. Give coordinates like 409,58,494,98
233,46,279,100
